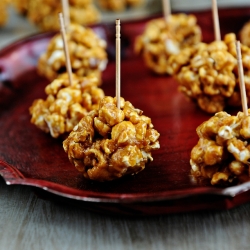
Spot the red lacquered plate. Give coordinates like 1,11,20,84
1,9,250,216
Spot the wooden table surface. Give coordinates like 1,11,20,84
1,176,250,250
2,5,250,250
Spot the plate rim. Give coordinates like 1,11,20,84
1,159,250,204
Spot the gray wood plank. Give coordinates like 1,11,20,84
1,178,250,250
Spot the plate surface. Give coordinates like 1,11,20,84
1,8,250,216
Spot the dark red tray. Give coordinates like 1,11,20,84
1,7,250,216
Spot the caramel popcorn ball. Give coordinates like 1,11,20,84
27,0,100,31
63,96,160,181
29,73,104,138
173,33,250,113
38,23,107,81
173,33,244,113
97,0,144,12
190,110,250,186
134,14,202,74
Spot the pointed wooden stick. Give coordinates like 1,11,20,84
236,40,248,116
116,19,121,109
61,0,70,30
162,0,171,23
212,0,221,41
59,13,73,86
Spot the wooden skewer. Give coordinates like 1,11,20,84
59,13,73,86
236,40,248,116
61,0,70,30
212,0,221,41
162,0,171,23
116,19,121,109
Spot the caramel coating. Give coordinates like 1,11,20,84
134,14,201,74
173,33,250,113
27,0,99,31
97,0,144,12
38,23,107,81
190,111,250,186
174,33,250,113
29,73,104,138
63,96,160,181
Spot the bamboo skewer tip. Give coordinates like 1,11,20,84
61,0,70,30
58,13,73,86
212,0,221,41
162,0,171,23
115,19,121,109
236,40,248,116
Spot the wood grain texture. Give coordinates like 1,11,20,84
1,178,250,250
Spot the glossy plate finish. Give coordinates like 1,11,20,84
1,8,250,216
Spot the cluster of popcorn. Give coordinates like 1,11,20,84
97,0,144,12
11,0,99,31
135,14,202,74
38,23,107,81
29,73,104,138
63,96,160,181
31,21,161,181
190,111,250,186
172,33,250,113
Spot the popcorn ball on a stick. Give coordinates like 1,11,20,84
190,41,250,186
176,37,250,114
174,34,237,114
190,110,250,186
30,14,105,138
134,0,201,75
171,1,250,113
29,73,104,138
38,22,107,81
63,96,160,181
169,0,250,114
63,20,160,181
